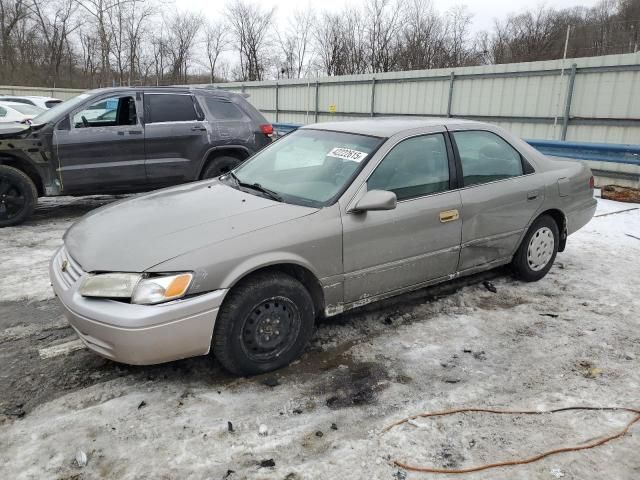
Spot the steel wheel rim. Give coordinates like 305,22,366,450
527,227,554,271
240,296,301,362
0,177,26,221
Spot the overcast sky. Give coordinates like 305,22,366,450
177,0,603,33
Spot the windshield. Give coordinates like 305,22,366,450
231,129,384,207
32,93,91,124
8,103,44,115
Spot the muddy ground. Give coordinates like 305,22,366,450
0,194,639,480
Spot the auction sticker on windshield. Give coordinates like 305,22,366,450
327,147,368,162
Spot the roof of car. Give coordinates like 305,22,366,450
301,117,485,137
0,95,60,101
0,101,28,108
85,86,238,98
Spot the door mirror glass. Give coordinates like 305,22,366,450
354,189,397,212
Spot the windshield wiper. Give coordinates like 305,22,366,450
227,172,283,202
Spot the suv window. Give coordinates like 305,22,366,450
146,94,198,123
205,97,245,120
453,130,523,186
73,95,137,128
0,106,6,117
368,134,450,201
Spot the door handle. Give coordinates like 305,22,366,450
191,125,207,131
128,130,142,135
527,191,539,200
439,209,460,223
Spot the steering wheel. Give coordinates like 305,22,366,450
81,115,89,128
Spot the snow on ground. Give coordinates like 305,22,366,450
0,193,639,479
0,196,126,302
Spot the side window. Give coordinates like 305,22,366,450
453,131,524,186
73,96,137,128
368,134,450,201
204,97,245,120
0,107,6,117
146,94,198,123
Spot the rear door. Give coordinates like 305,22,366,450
143,92,210,187
54,92,146,193
450,128,544,271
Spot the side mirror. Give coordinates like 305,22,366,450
353,189,397,212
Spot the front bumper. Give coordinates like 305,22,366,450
49,247,228,365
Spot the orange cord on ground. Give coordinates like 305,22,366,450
381,406,640,474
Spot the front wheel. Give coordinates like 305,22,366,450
511,215,559,282
0,165,38,227
212,272,315,376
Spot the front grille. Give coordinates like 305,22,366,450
55,247,84,289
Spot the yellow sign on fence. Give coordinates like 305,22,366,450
328,104,337,113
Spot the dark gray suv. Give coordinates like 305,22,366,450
0,86,272,226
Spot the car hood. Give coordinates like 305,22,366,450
64,180,317,272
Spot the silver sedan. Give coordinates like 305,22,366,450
50,118,596,375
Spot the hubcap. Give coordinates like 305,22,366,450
0,177,26,221
241,297,300,362
527,227,555,271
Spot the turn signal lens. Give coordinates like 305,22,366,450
131,273,193,305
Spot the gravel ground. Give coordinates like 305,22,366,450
0,192,639,480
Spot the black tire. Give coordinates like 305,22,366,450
512,215,559,282
213,272,315,376
0,165,38,228
201,155,242,179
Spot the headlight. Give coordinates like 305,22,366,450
131,273,193,305
80,273,142,298
80,272,193,305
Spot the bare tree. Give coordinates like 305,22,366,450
31,0,80,87
276,8,314,78
364,0,404,73
202,20,229,83
0,0,31,82
164,11,201,83
226,0,274,81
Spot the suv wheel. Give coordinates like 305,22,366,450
213,272,315,376
512,215,559,282
0,165,38,227
202,155,242,179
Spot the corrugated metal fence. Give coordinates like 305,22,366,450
216,53,640,144
1,53,638,143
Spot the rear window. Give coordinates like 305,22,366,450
0,98,31,105
45,100,62,108
10,104,43,115
204,98,245,120
146,94,198,123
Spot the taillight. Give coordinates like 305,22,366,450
589,175,595,189
260,124,273,135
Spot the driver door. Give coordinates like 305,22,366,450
341,131,462,304
54,92,146,194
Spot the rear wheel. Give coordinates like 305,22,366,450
512,215,559,282
213,272,315,376
0,165,37,227
201,155,242,179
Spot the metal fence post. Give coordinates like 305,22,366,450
314,80,319,123
370,77,376,117
561,64,577,141
241,84,245,95
447,71,455,117
275,82,279,123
